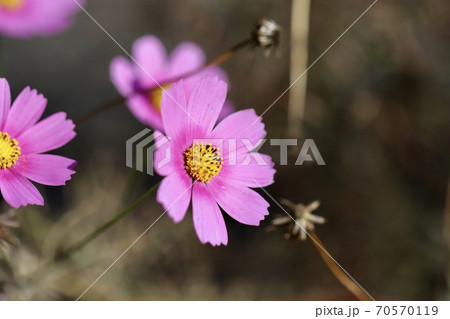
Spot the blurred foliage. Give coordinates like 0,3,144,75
0,0,449,300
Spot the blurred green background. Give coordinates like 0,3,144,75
0,0,449,300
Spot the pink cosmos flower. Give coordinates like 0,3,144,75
110,35,234,132
0,0,84,38
153,76,275,246
0,78,76,208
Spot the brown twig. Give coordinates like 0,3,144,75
160,38,253,86
442,179,450,299
443,179,450,245
309,231,373,301
74,95,125,126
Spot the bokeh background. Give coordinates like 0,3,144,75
0,0,449,300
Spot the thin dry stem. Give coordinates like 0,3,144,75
443,179,450,245
287,0,311,139
309,231,373,301
443,179,450,299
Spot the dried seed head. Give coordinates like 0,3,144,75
272,199,325,241
251,18,281,54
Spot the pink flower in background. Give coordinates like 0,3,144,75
0,78,76,208
0,0,84,38
154,76,275,246
110,35,234,132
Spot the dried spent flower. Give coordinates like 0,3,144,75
251,18,281,54
272,199,325,241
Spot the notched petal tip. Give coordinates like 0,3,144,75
10,200,44,210
204,238,228,247
68,161,78,171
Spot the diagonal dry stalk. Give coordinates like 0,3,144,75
309,230,373,301
443,179,450,299
443,179,450,246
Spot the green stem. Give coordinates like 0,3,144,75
62,182,160,258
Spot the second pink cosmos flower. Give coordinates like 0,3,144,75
153,76,275,246
110,35,233,132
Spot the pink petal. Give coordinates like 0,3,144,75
208,178,269,226
210,108,266,158
187,65,229,88
154,137,185,177
17,112,76,154
220,153,275,188
160,80,190,144
153,134,172,176
0,169,43,208
156,170,193,223
183,64,230,99
15,154,76,186
0,0,84,38
192,182,228,246
218,100,234,121
0,78,11,130
168,42,205,79
126,95,164,132
3,87,47,138
205,65,229,83
132,35,167,88
110,56,135,96
186,76,227,137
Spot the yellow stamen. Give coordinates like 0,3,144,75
0,131,21,170
149,84,171,113
0,0,24,11
183,143,223,183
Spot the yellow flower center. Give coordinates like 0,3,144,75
0,131,21,170
149,84,171,113
0,0,24,11
183,143,223,183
